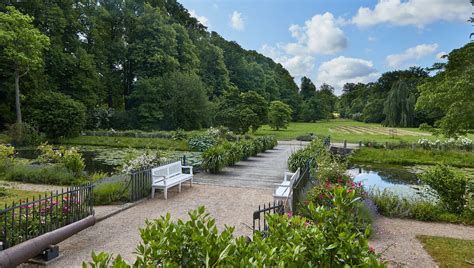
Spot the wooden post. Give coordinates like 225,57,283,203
358,141,362,148
343,140,347,149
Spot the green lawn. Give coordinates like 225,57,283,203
58,135,189,151
255,119,473,143
350,148,474,168
0,188,44,208
417,235,474,267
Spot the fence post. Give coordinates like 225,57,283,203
183,155,187,166
358,141,362,148
343,140,347,149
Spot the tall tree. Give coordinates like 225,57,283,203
383,80,416,127
416,43,474,136
0,6,49,124
300,76,316,100
268,101,292,130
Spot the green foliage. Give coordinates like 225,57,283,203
85,203,383,267
0,143,14,160
202,145,227,173
5,164,77,185
62,148,85,177
369,189,473,225
25,91,86,138
383,80,416,127
171,128,187,140
221,142,242,166
350,148,474,168
300,76,316,100
93,182,128,206
7,123,45,146
288,137,330,172
188,135,216,152
268,101,292,130
0,6,50,124
417,43,474,137
420,165,468,214
417,235,474,268
216,88,269,134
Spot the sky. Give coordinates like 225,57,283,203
181,0,473,95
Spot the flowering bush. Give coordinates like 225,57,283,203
121,152,164,174
0,144,14,160
417,136,472,150
37,143,85,177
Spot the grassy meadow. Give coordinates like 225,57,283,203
255,119,438,143
417,235,474,267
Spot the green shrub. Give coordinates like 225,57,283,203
288,137,330,172
85,205,384,267
93,182,128,205
62,148,85,177
37,142,62,164
0,186,6,197
420,164,467,213
222,142,242,166
464,179,474,218
239,140,254,160
25,91,86,138
171,128,187,140
7,122,45,146
188,134,216,152
202,145,227,173
6,164,77,185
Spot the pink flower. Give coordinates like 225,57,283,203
325,181,331,189
337,179,343,183
368,246,375,253
328,194,333,199
346,189,353,193
287,211,293,218
319,194,324,199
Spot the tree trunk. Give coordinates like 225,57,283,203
15,67,22,124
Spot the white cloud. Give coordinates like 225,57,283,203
316,56,380,94
368,36,377,42
189,10,209,28
305,13,348,54
386,43,438,68
352,0,471,27
436,51,448,60
230,11,245,31
259,12,348,84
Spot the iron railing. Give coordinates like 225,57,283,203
0,183,94,250
252,201,284,235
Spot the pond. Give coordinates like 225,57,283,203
15,146,202,174
347,163,425,197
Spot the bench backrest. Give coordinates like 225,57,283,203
288,168,301,189
151,161,182,178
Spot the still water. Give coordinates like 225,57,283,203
347,164,423,197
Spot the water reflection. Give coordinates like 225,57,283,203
347,165,422,197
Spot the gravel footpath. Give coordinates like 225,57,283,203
50,184,272,267
370,215,474,267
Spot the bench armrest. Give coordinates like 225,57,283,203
284,172,295,181
181,165,193,175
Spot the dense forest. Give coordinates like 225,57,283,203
0,0,300,136
0,1,472,139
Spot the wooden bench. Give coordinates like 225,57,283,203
151,161,193,199
273,168,300,209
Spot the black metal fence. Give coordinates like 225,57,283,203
252,201,284,234
0,183,94,250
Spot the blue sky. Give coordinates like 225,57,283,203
181,0,472,94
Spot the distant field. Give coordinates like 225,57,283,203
255,119,472,143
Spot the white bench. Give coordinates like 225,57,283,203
151,161,193,199
273,168,300,209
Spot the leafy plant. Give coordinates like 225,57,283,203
171,128,187,140
7,123,45,146
202,145,227,173
188,134,216,152
5,164,77,185
221,142,242,166
62,147,85,177
93,182,128,205
420,164,467,213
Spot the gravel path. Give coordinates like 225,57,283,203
370,215,474,267
51,184,273,267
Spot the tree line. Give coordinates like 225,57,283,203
0,1,472,140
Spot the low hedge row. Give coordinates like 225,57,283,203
202,136,277,173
